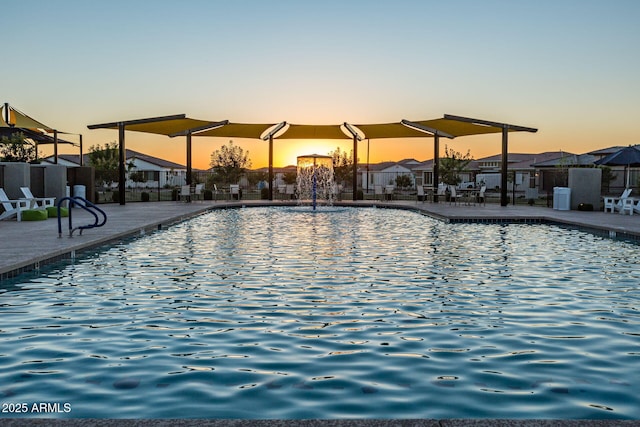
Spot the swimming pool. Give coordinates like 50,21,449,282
1,206,639,419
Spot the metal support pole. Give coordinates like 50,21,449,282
118,122,126,205
366,139,370,194
501,127,508,207
186,132,192,186
3,103,9,124
268,135,274,201
53,130,58,164
79,134,83,166
352,135,358,201
433,134,440,203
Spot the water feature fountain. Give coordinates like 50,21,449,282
296,154,334,210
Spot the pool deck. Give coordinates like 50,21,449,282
2,201,640,425
2,198,640,279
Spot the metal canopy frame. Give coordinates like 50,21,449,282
87,113,537,206
88,114,188,205
168,121,229,188
2,102,81,165
443,114,538,206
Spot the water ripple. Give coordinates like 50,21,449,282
1,207,639,419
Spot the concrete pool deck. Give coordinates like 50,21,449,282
2,198,640,279
2,201,640,425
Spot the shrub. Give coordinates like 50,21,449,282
141,192,150,202
260,188,269,199
111,191,120,203
203,189,213,200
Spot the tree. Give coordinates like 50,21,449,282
209,140,251,184
282,171,297,185
129,170,146,188
88,142,133,188
0,132,39,163
328,146,353,186
600,166,615,194
439,145,472,186
395,174,412,189
247,170,268,189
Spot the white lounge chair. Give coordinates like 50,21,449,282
603,188,632,213
620,197,634,216
212,184,219,201
20,186,55,208
0,188,29,221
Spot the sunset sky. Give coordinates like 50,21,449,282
2,0,639,169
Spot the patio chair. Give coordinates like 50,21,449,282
0,188,30,221
478,185,486,206
193,184,204,201
230,184,241,200
384,185,395,201
179,185,191,202
20,186,55,208
374,185,384,202
332,183,342,201
277,184,287,200
603,188,632,213
448,185,459,205
416,185,425,203
285,184,295,199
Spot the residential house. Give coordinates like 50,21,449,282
43,149,188,188
474,152,569,195
361,159,418,193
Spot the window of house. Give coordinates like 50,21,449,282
423,172,433,186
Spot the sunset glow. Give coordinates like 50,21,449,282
2,1,639,167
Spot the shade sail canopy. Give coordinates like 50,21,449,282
418,118,504,137
88,116,213,136
88,115,278,140
1,104,55,132
196,123,278,139
353,122,437,139
275,124,351,140
352,119,514,140
0,127,75,145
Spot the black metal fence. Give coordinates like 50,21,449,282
93,170,549,205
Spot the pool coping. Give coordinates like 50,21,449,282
2,200,640,281
0,418,639,426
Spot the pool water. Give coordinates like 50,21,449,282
1,207,639,419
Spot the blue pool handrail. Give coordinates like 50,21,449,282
57,197,108,238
